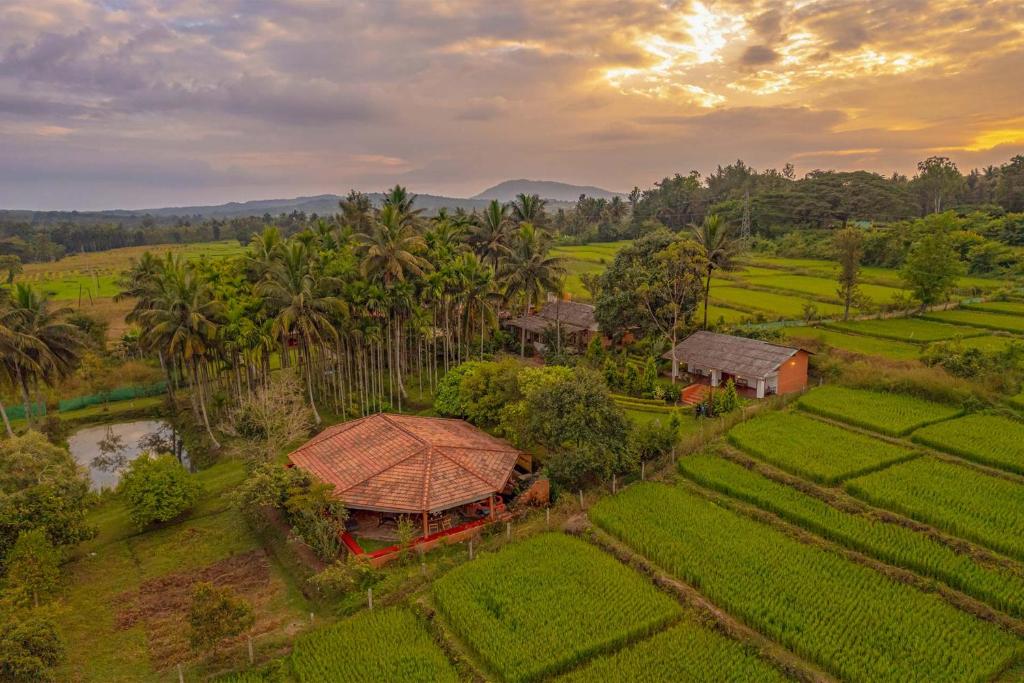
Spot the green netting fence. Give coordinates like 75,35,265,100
57,381,168,412
3,403,47,420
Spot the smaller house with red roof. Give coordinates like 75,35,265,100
288,413,525,560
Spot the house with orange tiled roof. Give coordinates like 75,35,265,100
288,413,525,560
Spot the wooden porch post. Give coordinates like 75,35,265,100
422,511,429,537
489,494,496,521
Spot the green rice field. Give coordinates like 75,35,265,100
679,454,1024,618
555,616,788,683
922,309,1024,334
551,241,631,301
823,317,986,343
591,483,1024,683
846,457,1024,561
432,533,680,682
964,301,1024,315
797,385,962,436
745,273,906,305
912,414,1024,476
711,286,845,318
728,411,916,483
17,240,246,301
783,326,922,360
288,608,458,682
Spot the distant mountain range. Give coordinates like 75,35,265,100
472,179,623,202
0,180,622,223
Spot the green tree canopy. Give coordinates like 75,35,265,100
0,432,93,568
118,453,201,529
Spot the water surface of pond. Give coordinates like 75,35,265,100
67,420,189,490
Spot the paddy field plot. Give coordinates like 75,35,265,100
797,385,961,436
783,326,921,360
922,309,1024,334
745,273,906,305
964,301,1024,316
846,456,1024,561
711,286,845,318
590,483,1024,683
912,414,1024,476
823,317,985,342
727,410,916,483
288,608,458,683
555,616,788,683
432,533,680,682
679,454,1024,618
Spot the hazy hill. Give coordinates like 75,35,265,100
471,179,623,202
0,180,610,224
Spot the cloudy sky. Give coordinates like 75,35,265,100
2,0,1023,210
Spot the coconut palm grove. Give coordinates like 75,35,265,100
2,1,1024,681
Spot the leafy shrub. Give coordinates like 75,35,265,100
0,597,65,683
432,362,486,417
188,582,255,653
0,432,94,567
119,453,201,529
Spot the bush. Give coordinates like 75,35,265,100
119,453,201,529
188,582,255,653
0,597,65,683
433,362,486,417
0,432,94,568
628,419,677,462
4,530,60,607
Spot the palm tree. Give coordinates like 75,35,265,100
258,242,345,423
2,285,84,427
472,200,513,270
458,254,500,359
500,223,565,356
382,185,424,228
133,257,224,446
510,193,547,227
356,205,429,286
691,214,740,329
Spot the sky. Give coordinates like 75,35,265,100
2,0,1024,211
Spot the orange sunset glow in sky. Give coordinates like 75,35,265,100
2,0,1023,209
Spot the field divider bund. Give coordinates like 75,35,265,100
714,444,1024,574
670,474,1024,639
797,409,1024,486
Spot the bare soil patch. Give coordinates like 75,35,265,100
116,549,291,669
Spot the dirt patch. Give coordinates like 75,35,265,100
116,549,291,669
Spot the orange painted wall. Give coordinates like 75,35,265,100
776,350,810,394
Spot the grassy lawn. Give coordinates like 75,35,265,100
783,326,921,360
711,286,845,318
60,459,311,682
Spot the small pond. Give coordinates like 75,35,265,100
67,420,190,491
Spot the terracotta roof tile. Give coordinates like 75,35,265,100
288,414,522,514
